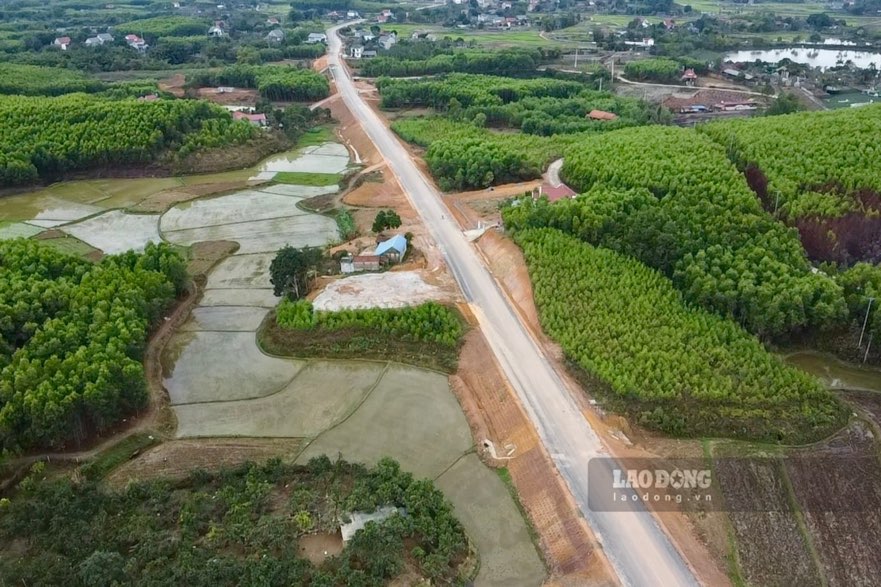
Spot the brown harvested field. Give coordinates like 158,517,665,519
785,420,881,586
130,180,258,213
712,446,820,587
158,73,185,97
451,330,613,584
847,390,881,426
105,438,304,487
196,86,259,106
328,94,380,166
186,240,239,278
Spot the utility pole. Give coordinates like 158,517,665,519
865,333,873,363
858,297,875,349
574,46,578,69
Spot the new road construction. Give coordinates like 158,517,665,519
326,21,700,587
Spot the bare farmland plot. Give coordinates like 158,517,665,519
61,210,161,254
436,454,546,587
296,364,473,478
312,271,451,311
785,421,881,586
162,331,304,404
173,361,385,438
712,446,821,586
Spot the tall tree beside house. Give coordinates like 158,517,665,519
269,245,325,298
372,210,402,233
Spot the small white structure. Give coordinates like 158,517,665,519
54,36,71,50
340,507,401,542
266,29,285,43
378,32,396,50
84,37,103,47
97,33,114,43
350,44,363,59
306,32,327,44
208,25,225,38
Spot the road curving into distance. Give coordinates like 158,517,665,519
326,22,701,587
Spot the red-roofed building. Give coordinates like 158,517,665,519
533,182,576,203
681,68,697,86
138,94,159,101
588,109,618,121
233,111,268,126
54,36,71,50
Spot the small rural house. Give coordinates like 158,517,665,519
378,32,396,50
340,507,401,543
266,16,280,26
307,32,327,44
233,111,268,127
350,44,363,59
97,33,114,43
208,23,225,37
532,182,576,203
84,37,103,47
362,50,377,58
54,36,71,50
353,255,381,272
266,29,285,43
346,10,360,18
588,109,618,121
681,68,697,86
374,234,407,263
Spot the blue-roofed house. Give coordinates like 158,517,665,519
374,234,407,263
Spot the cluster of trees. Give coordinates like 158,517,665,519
360,50,543,78
532,126,849,339
189,65,329,101
0,457,471,585
701,105,881,264
0,240,185,451
623,58,684,83
269,245,325,299
393,117,573,190
0,93,257,185
701,105,881,218
513,228,847,442
0,63,103,96
372,209,402,233
277,300,463,347
378,73,585,109
454,91,658,136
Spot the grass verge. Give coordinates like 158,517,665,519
274,171,343,186
258,309,464,373
494,467,548,570
80,432,160,481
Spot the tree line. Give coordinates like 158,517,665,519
277,300,463,347
189,65,330,102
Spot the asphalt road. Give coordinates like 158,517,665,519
326,23,700,587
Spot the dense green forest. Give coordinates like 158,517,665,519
0,93,256,185
623,58,684,83
360,50,544,78
0,240,185,451
277,300,463,347
513,228,846,442
700,106,881,265
0,63,104,96
378,73,585,110
189,65,330,101
0,457,471,586
549,126,847,339
393,117,574,190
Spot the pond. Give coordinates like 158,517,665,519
725,46,881,70
784,351,881,392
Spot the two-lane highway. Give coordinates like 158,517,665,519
326,23,700,587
